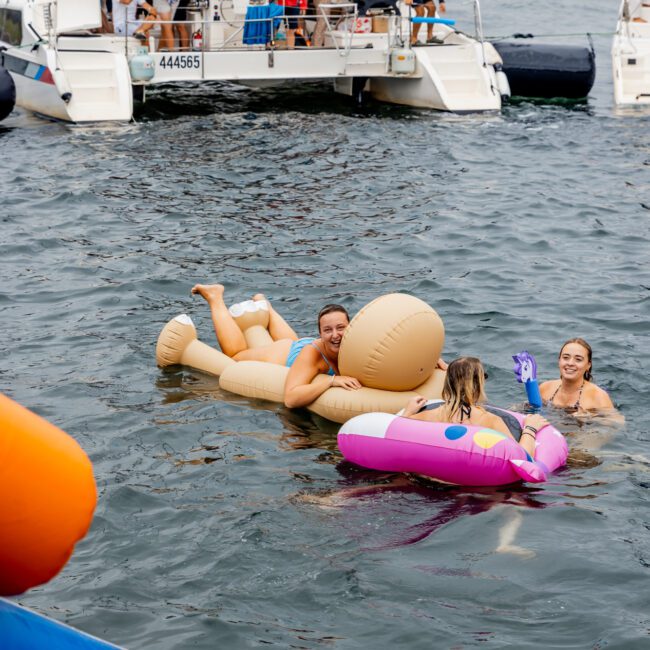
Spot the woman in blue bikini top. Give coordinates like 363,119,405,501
190,284,363,409
283,304,363,408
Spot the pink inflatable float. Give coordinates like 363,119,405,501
338,408,568,486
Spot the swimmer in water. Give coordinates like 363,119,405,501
540,338,614,411
403,356,548,458
190,284,361,408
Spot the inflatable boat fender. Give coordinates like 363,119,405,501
491,41,596,99
0,67,16,121
495,63,511,99
0,394,96,596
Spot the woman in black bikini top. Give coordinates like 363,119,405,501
548,380,584,411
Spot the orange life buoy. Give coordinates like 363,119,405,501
0,393,96,596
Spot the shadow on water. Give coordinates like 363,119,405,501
136,80,422,121
505,95,591,109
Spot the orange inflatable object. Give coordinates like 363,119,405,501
0,394,96,596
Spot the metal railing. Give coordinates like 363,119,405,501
472,0,487,67
124,8,397,55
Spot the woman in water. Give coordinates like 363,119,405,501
190,284,362,409
403,356,547,458
540,338,614,411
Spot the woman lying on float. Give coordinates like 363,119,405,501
190,284,363,408
156,290,448,423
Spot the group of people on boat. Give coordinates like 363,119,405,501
100,0,449,51
191,283,617,461
100,0,191,50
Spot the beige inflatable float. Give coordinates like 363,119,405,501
156,293,446,424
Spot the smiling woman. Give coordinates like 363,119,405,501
189,284,360,409
283,304,362,408
539,338,615,411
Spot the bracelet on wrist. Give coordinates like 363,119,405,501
523,425,538,434
521,430,536,440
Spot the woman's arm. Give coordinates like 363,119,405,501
403,395,429,418
284,345,361,408
518,414,549,459
481,412,546,459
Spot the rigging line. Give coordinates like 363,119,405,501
486,31,615,40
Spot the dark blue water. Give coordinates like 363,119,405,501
2,1,650,647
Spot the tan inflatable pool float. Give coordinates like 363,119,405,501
156,293,446,424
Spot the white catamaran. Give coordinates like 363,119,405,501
0,0,509,122
612,0,650,105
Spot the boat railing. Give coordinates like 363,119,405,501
124,7,401,56
616,0,639,54
471,0,487,67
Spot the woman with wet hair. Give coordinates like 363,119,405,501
191,285,362,409
540,338,614,411
403,357,547,458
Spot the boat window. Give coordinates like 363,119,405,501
0,9,23,47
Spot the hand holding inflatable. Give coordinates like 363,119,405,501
513,350,542,409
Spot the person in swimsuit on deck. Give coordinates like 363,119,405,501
406,0,446,45
539,338,614,412
190,284,362,409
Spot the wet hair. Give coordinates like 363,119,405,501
317,304,349,332
559,338,593,381
441,357,487,422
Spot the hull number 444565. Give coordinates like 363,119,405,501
159,54,201,70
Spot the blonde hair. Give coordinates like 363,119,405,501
441,357,487,422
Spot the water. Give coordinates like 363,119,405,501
2,1,650,647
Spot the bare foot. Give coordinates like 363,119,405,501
292,492,349,508
495,544,537,559
191,283,225,303
494,508,536,559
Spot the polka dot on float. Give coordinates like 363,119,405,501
473,429,508,449
444,425,468,440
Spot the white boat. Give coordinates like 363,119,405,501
612,0,650,105
0,0,509,122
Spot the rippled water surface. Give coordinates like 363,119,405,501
2,1,650,647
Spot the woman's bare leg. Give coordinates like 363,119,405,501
252,293,299,341
425,2,434,41
411,6,424,44
234,339,293,364
191,284,248,357
495,507,535,558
